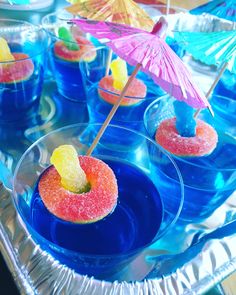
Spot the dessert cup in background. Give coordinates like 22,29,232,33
80,46,167,149
0,19,48,122
42,10,97,102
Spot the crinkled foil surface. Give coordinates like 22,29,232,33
1,182,236,294
0,12,236,295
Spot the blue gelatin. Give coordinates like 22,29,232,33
86,82,157,148
30,158,163,276
0,44,44,121
159,140,235,222
50,53,86,102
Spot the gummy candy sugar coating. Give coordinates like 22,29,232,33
98,75,147,106
155,118,218,157
110,58,128,91
174,100,197,137
0,53,34,83
54,36,96,62
0,38,15,62
39,156,118,223
58,26,80,51
50,145,88,193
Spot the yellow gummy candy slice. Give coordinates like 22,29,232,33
50,145,88,193
0,37,15,62
110,58,128,91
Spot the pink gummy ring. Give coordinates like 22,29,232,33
38,156,118,224
0,53,34,83
54,36,96,62
98,75,147,106
155,118,218,157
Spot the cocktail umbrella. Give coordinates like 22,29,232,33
66,0,154,31
7,0,29,3
190,0,236,22
72,18,210,155
174,30,236,116
66,0,154,74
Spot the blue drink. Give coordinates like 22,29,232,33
30,158,163,277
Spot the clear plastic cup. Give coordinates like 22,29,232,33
13,123,184,279
144,96,236,223
0,19,48,121
42,10,97,102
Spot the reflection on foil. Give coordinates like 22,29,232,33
0,181,236,294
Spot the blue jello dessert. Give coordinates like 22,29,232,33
82,54,165,148
144,99,236,223
50,27,96,102
30,157,163,277
0,42,43,121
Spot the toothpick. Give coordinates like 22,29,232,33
166,0,170,15
86,63,142,156
105,48,113,76
194,61,228,118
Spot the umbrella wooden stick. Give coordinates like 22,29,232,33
166,0,170,15
194,61,228,118
105,48,113,76
86,63,142,156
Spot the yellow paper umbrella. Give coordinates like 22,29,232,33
66,0,154,31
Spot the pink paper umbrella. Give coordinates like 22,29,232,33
72,18,211,155
73,18,209,108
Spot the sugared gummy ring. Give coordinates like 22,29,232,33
54,36,96,62
0,53,34,83
155,118,218,157
39,156,118,223
98,75,147,106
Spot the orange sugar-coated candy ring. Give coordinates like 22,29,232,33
155,118,218,157
39,156,118,224
98,75,147,106
0,53,34,84
54,36,96,62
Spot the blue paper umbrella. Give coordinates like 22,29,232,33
174,30,236,111
174,30,236,74
8,0,30,4
190,0,236,22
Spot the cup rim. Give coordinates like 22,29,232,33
144,96,236,172
13,122,184,260
0,18,49,61
41,10,96,48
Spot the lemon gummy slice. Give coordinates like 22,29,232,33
0,37,15,62
50,145,88,193
110,58,128,91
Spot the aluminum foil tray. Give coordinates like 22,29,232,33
0,9,236,295
1,178,236,294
